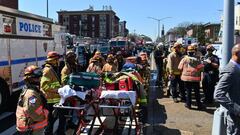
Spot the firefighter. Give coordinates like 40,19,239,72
89,51,106,68
166,42,185,103
154,43,164,87
138,52,150,94
178,45,204,109
202,44,219,104
58,50,78,134
40,51,62,135
191,43,203,59
115,51,124,71
86,57,103,74
61,51,78,85
16,65,48,135
102,54,118,73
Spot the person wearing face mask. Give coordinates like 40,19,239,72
40,51,61,135
202,44,219,104
166,42,185,103
178,45,204,110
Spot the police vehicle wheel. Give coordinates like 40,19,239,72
0,79,9,112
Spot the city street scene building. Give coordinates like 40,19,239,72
57,6,128,39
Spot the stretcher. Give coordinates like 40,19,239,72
98,90,140,135
53,85,103,135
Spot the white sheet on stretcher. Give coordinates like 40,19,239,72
58,85,87,105
100,91,136,105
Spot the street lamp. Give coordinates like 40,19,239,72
147,16,172,40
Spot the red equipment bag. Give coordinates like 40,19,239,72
118,77,133,91
105,83,116,90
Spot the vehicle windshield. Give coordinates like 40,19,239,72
118,41,126,46
99,46,109,53
110,41,126,47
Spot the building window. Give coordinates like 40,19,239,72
81,15,88,21
73,16,78,21
92,32,95,37
83,25,87,30
74,24,78,28
92,16,95,22
100,15,106,22
66,25,69,30
237,16,238,25
239,16,240,26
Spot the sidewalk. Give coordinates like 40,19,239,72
144,77,217,135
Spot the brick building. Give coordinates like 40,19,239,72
57,7,125,39
0,0,18,9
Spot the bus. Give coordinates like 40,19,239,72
0,5,66,110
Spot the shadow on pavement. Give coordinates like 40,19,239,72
143,125,182,135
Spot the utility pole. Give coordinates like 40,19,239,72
47,0,49,18
222,0,234,67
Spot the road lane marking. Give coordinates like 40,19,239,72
0,112,14,121
0,124,16,135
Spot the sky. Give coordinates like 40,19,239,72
19,0,226,40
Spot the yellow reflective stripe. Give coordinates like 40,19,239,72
140,99,147,103
42,81,61,92
47,98,60,103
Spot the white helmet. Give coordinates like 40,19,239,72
157,42,163,49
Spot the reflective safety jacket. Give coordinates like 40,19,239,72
16,86,48,132
178,55,204,82
102,63,118,73
167,51,182,75
40,64,61,103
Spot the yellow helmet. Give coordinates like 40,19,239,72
187,45,196,52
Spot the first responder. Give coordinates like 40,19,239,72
115,51,124,71
178,45,204,110
58,50,78,135
102,54,118,73
166,42,185,103
154,43,164,87
16,65,48,135
61,51,78,85
89,51,106,68
138,52,150,94
202,44,219,104
86,57,103,74
40,51,62,135
191,43,203,59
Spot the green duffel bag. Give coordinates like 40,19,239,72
68,72,100,89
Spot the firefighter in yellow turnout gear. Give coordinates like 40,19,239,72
16,65,48,135
40,51,62,135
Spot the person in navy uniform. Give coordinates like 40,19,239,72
202,44,219,104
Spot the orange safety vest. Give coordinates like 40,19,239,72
16,88,48,132
178,56,204,82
